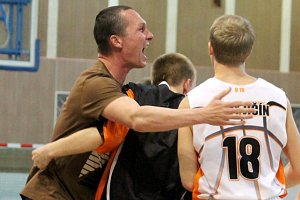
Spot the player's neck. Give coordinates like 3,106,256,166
169,85,182,94
213,62,256,85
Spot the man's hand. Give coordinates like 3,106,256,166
202,88,254,126
32,144,53,170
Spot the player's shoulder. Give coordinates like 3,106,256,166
257,78,285,95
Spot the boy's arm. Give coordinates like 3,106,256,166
32,127,102,170
177,97,198,191
283,100,300,188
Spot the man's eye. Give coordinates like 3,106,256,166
139,26,145,32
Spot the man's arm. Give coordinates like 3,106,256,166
32,127,102,170
103,88,254,132
177,97,198,191
32,88,253,170
283,100,300,188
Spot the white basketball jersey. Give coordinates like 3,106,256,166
188,78,287,200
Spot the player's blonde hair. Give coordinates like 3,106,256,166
209,15,255,66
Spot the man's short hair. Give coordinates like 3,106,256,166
209,15,255,66
94,5,132,55
151,53,196,86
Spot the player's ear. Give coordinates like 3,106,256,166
208,41,214,55
183,79,192,95
110,35,123,49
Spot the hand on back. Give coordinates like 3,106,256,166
198,88,254,126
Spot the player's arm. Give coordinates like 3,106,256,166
103,88,255,132
32,127,102,170
177,97,198,191
283,100,300,188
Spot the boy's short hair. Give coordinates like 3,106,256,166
209,15,255,66
151,53,196,86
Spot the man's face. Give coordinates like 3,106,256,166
119,9,154,68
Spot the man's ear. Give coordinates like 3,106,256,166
110,35,122,48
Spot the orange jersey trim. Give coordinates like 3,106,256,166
193,166,204,200
277,159,288,198
95,150,117,200
95,89,134,153
94,89,134,199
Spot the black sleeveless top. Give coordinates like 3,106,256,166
108,82,191,200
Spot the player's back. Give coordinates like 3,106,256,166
108,82,188,200
188,77,287,199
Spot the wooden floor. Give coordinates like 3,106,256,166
0,172,299,200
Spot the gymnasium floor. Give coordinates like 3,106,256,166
0,172,299,200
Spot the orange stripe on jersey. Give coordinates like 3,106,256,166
277,159,288,198
94,89,135,199
193,166,204,200
95,89,134,153
95,150,117,200
276,160,286,184
126,88,134,99
95,121,128,153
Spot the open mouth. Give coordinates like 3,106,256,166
142,43,150,57
142,48,146,58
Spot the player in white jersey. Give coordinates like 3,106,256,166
177,15,300,200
